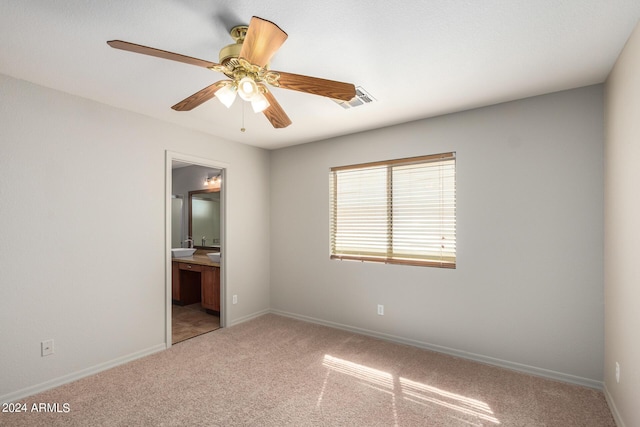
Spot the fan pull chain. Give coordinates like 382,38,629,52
240,101,246,132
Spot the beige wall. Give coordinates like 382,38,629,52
270,86,605,387
0,74,271,402
604,21,640,427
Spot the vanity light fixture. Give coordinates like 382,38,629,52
204,174,222,186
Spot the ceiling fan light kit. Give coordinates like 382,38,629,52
107,16,356,129
214,77,271,113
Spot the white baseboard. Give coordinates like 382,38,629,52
604,383,625,427
1,343,166,404
2,308,270,403
270,309,604,390
227,308,271,327
2,311,606,405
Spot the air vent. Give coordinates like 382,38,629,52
334,86,376,109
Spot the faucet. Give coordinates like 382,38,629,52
184,237,193,249
201,236,206,246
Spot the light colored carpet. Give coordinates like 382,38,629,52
0,314,615,426
172,303,220,344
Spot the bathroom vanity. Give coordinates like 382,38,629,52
172,254,220,313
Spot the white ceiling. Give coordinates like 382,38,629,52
1,1,639,150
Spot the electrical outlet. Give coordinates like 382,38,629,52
616,362,620,383
41,339,54,357
232,295,238,305
377,304,384,315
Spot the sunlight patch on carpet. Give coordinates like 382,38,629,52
322,354,500,425
400,377,500,424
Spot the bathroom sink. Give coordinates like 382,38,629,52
171,248,196,258
207,252,221,263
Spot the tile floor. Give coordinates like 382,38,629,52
171,303,220,344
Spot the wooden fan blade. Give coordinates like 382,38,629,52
171,82,227,111
107,40,218,69
275,71,356,101
239,16,288,68
262,89,292,128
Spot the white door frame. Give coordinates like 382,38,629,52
165,150,229,348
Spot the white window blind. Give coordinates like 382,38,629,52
330,152,456,268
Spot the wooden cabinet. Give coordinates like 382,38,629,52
172,262,180,301
201,266,220,312
172,261,220,312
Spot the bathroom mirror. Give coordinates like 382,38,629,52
189,188,221,249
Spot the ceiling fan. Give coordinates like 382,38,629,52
107,16,356,129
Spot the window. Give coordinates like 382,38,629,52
329,152,456,268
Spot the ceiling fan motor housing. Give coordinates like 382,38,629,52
219,25,248,65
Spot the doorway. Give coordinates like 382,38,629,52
165,151,227,347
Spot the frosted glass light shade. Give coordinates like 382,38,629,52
251,93,270,113
216,84,237,108
237,77,258,101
